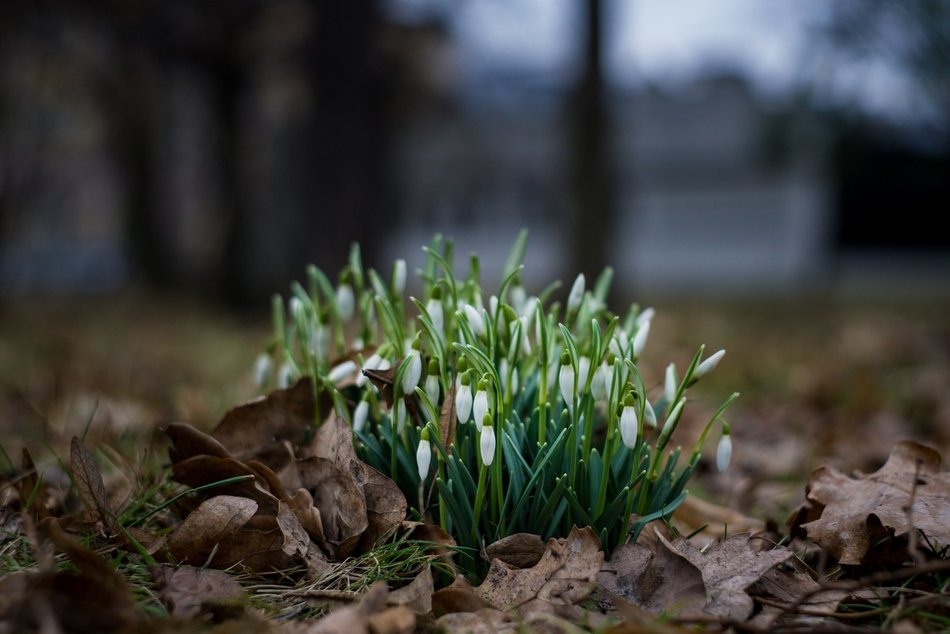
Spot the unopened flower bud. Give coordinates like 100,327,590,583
473,379,490,427
253,353,272,388
716,430,732,472
417,429,432,481
328,360,357,383
479,416,495,466
694,349,725,380
567,273,585,314
393,259,407,295
558,352,575,407
336,283,355,321
620,396,639,449
353,399,369,432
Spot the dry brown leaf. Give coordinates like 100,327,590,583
297,457,368,559
164,495,258,565
166,421,232,463
792,440,950,565
597,539,705,617
476,526,603,612
151,564,246,618
485,533,546,569
364,366,397,408
0,518,138,633
277,500,311,558
354,463,407,552
435,608,515,633
70,437,115,532
388,566,433,615
658,532,792,621
310,415,358,466
171,454,278,514
212,378,318,469
431,575,488,617
304,581,392,634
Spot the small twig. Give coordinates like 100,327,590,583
904,459,925,565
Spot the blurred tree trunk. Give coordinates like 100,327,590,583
570,0,611,281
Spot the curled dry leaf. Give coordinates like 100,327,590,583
212,377,318,469
475,526,603,613
388,566,433,615
791,440,950,565
305,582,416,634
151,564,246,619
297,457,368,559
70,437,115,532
363,365,397,408
484,533,546,569
431,575,487,617
657,532,793,621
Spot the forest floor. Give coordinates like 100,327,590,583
1,290,948,632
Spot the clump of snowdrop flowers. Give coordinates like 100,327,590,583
262,231,738,577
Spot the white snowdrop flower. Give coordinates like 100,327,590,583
352,337,365,352
694,349,726,380
510,284,527,315
479,417,496,467
336,284,355,321
609,331,628,359
510,368,519,396
425,360,440,405
518,317,531,355
312,324,329,358
393,259,407,295
632,320,650,358
277,362,295,388
402,347,422,395
328,360,357,383
522,296,539,322
577,356,592,393
489,295,499,319
289,297,305,323
643,399,657,429
463,304,486,337
558,353,575,407
393,399,407,432
456,372,473,423
499,359,510,392
664,363,677,405
716,429,732,472
356,352,382,387
473,380,490,427
425,295,444,334
620,398,639,449
378,358,392,371
253,353,272,388
664,397,685,430
567,273,585,314
417,429,432,481
636,307,655,327
353,399,369,432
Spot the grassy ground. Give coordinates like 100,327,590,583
2,290,947,519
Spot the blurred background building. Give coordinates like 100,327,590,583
1,0,948,304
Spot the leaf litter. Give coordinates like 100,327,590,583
3,366,950,633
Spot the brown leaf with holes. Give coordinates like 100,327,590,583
791,440,950,565
151,564,246,619
212,377,319,469
658,532,793,621
475,526,603,613
70,437,114,531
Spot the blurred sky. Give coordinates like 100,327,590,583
389,0,925,123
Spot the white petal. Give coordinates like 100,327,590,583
632,320,650,357
416,439,432,480
559,364,575,406
393,259,407,295
577,357,591,393
401,351,422,395
620,406,638,449
567,273,585,313
635,307,655,327
664,363,677,404
591,364,607,401
716,435,732,472
328,360,357,383
473,390,489,426
426,299,444,334
456,384,473,423
353,400,369,432
253,354,271,388
425,375,440,405
643,400,657,428
694,349,726,379
480,425,496,466
464,304,486,336
336,285,355,320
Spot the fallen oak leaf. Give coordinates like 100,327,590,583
388,566,433,615
657,532,793,621
791,440,950,565
484,533,546,569
296,457,368,559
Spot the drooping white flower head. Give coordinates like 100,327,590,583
479,415,496,466
328,360,357,384
610,331,629,359
716,431,732,472
336,283,355,321
510,283,527,315
632,320,650,358
357,352,383,387
424,359,440,405
591,362,607,402
277,362,295,388
463,303,487,337
456,371,473,424
352,399,369,433
664,363,677,405
393,399,407,432
577,356,592,394
402,344,423,395
694,349,726,380
643,399,657,429
620,396,639,449
417,428,432,481
426,288,444,334
473,378,490,427
635,307,655,327
392,259,407,296
558,352,575,407
567,273,585,314
518,316,531,356
253,353,272,388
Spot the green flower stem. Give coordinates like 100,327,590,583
472,463,488,545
